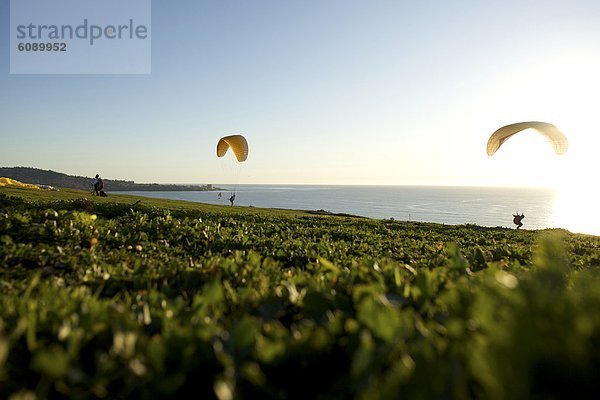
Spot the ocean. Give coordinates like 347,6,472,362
113,185,599,236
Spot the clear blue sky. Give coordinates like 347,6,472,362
1,0,600,186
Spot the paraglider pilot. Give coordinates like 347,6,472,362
513,212,525,229
229,193,236,206
93,174,104,196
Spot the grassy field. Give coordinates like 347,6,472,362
1,187,599,399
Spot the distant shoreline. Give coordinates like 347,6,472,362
110,185,226,192
0,166,223,192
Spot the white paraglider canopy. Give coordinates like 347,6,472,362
487,122,568,156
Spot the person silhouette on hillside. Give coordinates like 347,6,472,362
93,174,104,196
513,212,525,229
229,193,236,206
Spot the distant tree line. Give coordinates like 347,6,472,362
0,167,217,191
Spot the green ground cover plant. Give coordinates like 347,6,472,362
1,189,599,399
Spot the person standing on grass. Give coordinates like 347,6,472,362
94,174,104,196
229,193,236,206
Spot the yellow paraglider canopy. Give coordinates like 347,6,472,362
487,122,568,156
216,135,249,162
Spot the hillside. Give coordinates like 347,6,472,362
0,167,218,191
0,187,599,399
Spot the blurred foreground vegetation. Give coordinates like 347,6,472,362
1,189,599,399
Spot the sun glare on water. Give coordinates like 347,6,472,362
549,116,600,235
551,184,599,235
549,125,599,235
